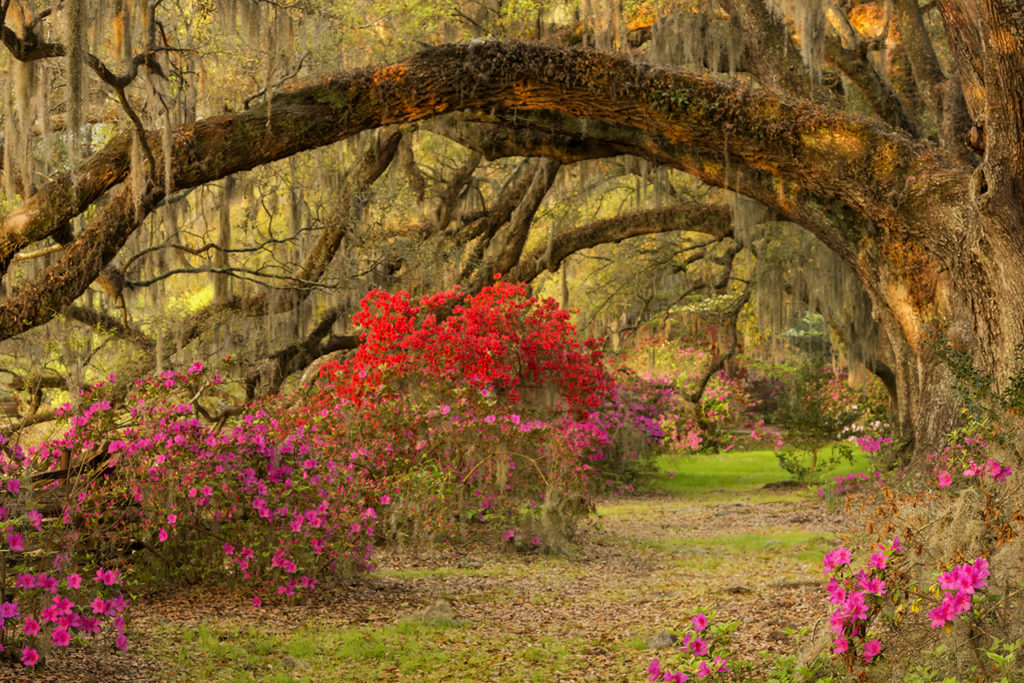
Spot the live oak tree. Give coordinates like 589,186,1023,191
0,0,1021,456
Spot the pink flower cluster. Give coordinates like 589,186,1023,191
937,458,1012,487
824,539,903,664
5,568,129,667
928,557,989,629
646,613,730,681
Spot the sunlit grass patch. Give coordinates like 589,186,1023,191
644,529,836,564
652,446,874,494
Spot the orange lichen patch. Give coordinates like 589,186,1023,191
847,2,886,39
800,125,865,158
880,237,941,325
372,63,407,85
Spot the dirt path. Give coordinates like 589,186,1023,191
25,485,848,681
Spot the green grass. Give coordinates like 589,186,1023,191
158,618,630,682
640,529,836,564
650,445,874,495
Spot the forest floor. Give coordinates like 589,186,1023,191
20,452,863,682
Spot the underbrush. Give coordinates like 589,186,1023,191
784,343,1024,681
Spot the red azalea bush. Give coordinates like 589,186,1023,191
311,280,621,546
319,279,611,411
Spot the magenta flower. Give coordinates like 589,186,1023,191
937,470,952,488
158,528,168,542
963,461,979,477
503,530,515,542
21,647,39,667
7,531,24,551
689,636,709,657
7,478,20,494
863,638,881,662
1,600,18,619
115,633,129,651
51,628,71,647
828,609,845,633
690,613,708,631
26,509,42,531
66,573,82,589
951,590,972,614
929,600,955,628
868,552,887,569
696,660,711,679
833,633,848,654
648,658,662,682
23,617,39,636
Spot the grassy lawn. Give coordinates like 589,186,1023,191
651,445,874,496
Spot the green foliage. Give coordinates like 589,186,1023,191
933,336,1024,449
771,359,885,483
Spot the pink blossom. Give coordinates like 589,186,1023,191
21,647,39,667
868,552,887,569
863,638,881,662
833,633,848,654
937,470,952,488
690,613,708,631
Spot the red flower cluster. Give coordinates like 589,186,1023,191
320,280,611,410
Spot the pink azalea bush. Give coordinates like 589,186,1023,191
645,611,734,681
821,537,993,674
